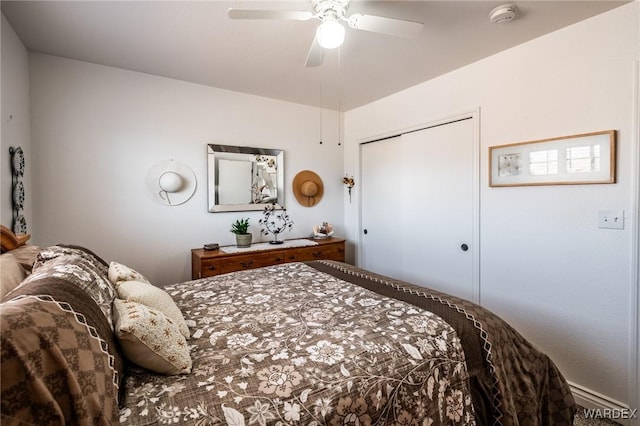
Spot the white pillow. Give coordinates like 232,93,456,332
108,261,151,286
113,299,191,375
116,280,190,339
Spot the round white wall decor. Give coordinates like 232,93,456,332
145,159,197,206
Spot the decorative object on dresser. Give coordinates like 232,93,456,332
145,159,197,206
258,203,293,244
203,243,219,251
292,170,324,207
313,222,334,238
230,218,252,248
191,237,345,279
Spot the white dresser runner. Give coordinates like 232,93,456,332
221,238,318,254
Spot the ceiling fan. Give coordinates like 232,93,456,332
228,0,424,67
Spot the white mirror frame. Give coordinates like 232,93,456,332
207,144,284,212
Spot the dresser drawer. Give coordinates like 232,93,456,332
219,251,286,274
293,243,345,262
200,259,222,277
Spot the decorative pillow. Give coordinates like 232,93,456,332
113,299,191,375
116,280,190,339
7,244,40,273
27,245,115,328
0,253,26,298
1,293,122,423
108,261,151,286
34,244,108,269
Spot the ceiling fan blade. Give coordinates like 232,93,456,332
228,8,314,21
305,37,325,67
347,13,424,38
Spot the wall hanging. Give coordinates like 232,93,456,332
343,174,354,202
145,159,197,205
293,170,323,207
9,146,27,234
489,130,616,187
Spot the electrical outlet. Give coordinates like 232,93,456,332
598,209,624,229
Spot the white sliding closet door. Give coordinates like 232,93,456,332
361,118,477,301
360,136,404,279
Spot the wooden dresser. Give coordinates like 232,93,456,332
191,237,345,279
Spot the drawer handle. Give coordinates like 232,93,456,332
312,251,323,258
240,260,254,268
275,257,282,262
208,265,216,270
288,255,295,260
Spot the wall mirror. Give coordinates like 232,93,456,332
207,144,284,212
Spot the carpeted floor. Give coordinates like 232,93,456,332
574,406,622,425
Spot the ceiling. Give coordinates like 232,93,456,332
1,0,629,111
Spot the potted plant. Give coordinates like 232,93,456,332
230,218,252,248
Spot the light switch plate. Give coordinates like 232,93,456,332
598,209,624,229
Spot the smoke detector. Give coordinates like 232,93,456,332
489,4,518,24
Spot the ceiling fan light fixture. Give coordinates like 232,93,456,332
316,18,345,49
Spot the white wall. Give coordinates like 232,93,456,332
344,1,638,410
1,14,31,232
29,54,344,286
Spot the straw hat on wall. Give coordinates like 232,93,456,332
292,170,323,207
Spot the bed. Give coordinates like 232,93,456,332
0,243,576,425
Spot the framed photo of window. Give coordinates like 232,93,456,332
489,130,616,187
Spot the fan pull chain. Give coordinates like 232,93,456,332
319,54,324,145
337,46,341,146
320,82,324,145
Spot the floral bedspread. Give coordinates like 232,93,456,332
119,262,476,425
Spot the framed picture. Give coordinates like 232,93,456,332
489,130,616,187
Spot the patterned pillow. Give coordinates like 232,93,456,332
108,261,151,286
113,299,192,375
0,253,26,298
26,245,115,328
116,280,190,339
34,244,108,269
1,293,121,424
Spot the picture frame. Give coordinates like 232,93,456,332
489,130,616,187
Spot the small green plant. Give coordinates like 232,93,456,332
230,218,250,235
